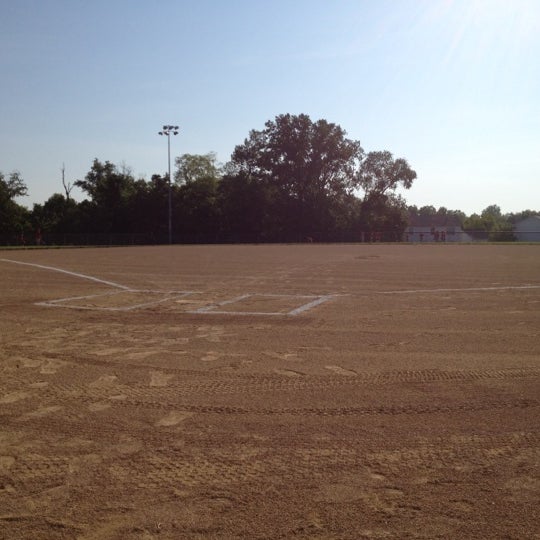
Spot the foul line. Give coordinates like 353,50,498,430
379,285,540,295
0,258,130,290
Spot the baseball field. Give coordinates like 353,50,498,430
1,244,539,539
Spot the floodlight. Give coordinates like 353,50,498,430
158,124,180,245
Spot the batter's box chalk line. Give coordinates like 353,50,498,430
0,258,337,316
36,289,195,312
187,293,338,316
38,291,338,316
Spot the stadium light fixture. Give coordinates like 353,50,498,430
158,125,179,244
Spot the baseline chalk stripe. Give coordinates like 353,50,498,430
37,290,195,311
191,293,252,314
36,290,124,306
188,293,337,316
288,295,336,315
379,285,540,294
119,292,194,311
0,258,131,290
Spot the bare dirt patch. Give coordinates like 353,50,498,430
1,244,539,539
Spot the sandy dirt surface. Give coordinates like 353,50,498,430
0,244,539,539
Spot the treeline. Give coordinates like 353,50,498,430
408,204,537,241
1,114,416,244
0,114,536,245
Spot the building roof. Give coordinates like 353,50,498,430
515,215,540,227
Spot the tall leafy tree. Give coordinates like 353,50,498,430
75,159,136,232
171,153,223,241
0,171,30,238
232,113,363,199
176,176,220,242
32,193,80,234
218,171,271,242
0,170,27,199
358,150,416,199
127,175,170,238
229,113,363,240
359,193,409,241
174,152,222,185
358,151,416,238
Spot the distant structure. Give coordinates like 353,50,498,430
514,216,540,242
404,226,473,243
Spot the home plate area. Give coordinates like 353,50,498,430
37,289,336,316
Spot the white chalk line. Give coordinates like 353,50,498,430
379,285,540,295
188,293,337,316
0,258,199,311
289,295,336,315
0,258,130,290
37,290,195,312
36,290,124,306
191,293,252,313
42,291,336,316
192,310,296,316
1,258,335,316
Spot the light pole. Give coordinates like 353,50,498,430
158,125,179,244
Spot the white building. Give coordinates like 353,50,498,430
514,216,540,242
405,226,474,243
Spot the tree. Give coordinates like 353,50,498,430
463,205,514,241
32,193,80,234
356,152,416,239
127,175,170,238
75,159,135,206
174,152,222,185
0,170,27,199
229,113,363,240
61,164,74,200
176,175,220,241
358,150,416,199
75,159,136,232
218,171,271,242
360,192,409,241
507,209,540,225
408,205,465,227
0,171,30,238
232,113,363,198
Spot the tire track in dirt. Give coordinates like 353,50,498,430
10,366,539,400
4,363,539,497
6,432,539,492
4,367,538,425
10,391,539,419
95,397,540,417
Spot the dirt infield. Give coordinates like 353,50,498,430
1,244,539,539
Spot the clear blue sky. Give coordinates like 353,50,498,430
1,0,539,214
